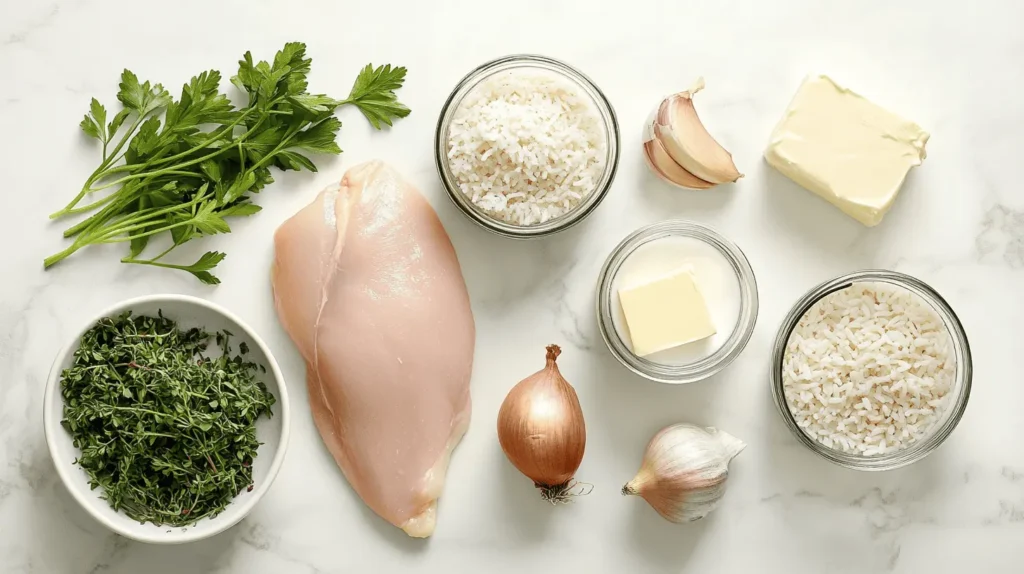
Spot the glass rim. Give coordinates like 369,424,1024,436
433,54,620,238
596,220,760,384
769,270,973,471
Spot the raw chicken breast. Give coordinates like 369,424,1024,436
272,161,474,537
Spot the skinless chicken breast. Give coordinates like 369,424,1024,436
272,161,474,537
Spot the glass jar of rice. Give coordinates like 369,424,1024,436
770,270,972,471
434,54,620,238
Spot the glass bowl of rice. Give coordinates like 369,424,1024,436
434,54,620,238
770,270,972,471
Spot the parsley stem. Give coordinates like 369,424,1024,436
87,169,203,194
43,242,83,268
86,153,226,193
83,107,276,197
125,243,178,265
86,193,210,242
50,115,147,218
137,108,261,170
90,104,273,192
96,219,193,244
47,188,208,267
101,115,146,171
57,192,121,217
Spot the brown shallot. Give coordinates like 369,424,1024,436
497,345,589,503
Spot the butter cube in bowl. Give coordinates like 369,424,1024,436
618,270,717,357
765,75,929,226
596,220,759,384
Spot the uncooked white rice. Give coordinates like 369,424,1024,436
446,69,607,226
782,282,955,456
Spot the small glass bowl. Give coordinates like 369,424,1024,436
596,220,759,384
770,270,973,471
434,54,620,238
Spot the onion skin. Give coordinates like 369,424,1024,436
497,345,586,495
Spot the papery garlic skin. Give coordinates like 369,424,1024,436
643,139,715,190
623,424,745,523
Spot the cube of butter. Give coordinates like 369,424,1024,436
764,75,929,227
618,270,716,357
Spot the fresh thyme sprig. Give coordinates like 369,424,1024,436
59,311,276,526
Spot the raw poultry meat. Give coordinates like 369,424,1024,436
272,161,474,537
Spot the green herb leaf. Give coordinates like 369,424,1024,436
117,70,171,116
192,202,231,235
288,94,341,115
90,98,107,138
344,64,411,129
80,98,108,141
108,108,131,136
222,171,257,205
129,235,149,258
219,202,262,217
274,150,317,172
199,159,223,184
184,252,227,284
165,70,236,131
80,115,102,140
125,116,162,163
290,117,342,155
273,42,311,96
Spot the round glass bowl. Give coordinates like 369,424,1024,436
596,221,759,383
434,54,620,238
770,270,972,471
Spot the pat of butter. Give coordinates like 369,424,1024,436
617,270,716,357
764,75,929,227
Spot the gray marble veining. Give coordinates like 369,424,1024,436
2,0,1024,572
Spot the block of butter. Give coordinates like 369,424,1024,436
764,75,929,227
618,269,716,357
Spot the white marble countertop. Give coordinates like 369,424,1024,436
2,0,1023,572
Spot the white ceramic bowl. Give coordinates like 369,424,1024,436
43,294,290,544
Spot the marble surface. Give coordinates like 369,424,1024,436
2,0,1023,572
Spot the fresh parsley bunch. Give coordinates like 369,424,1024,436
46,43,410,284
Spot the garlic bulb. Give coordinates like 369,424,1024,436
623,424,745,523
642,78,743,189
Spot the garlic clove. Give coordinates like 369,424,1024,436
643,139,716,190
654,78,743,184
623,424,745,523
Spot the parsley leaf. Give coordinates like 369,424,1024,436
117,70,171,116
274,150,317,172
290,117,343,155
288,94,342,116
182,252,228,284
191,202,231,236
342,64,411,129
220,202,262,217
80,98,107,141
108,108,131,137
